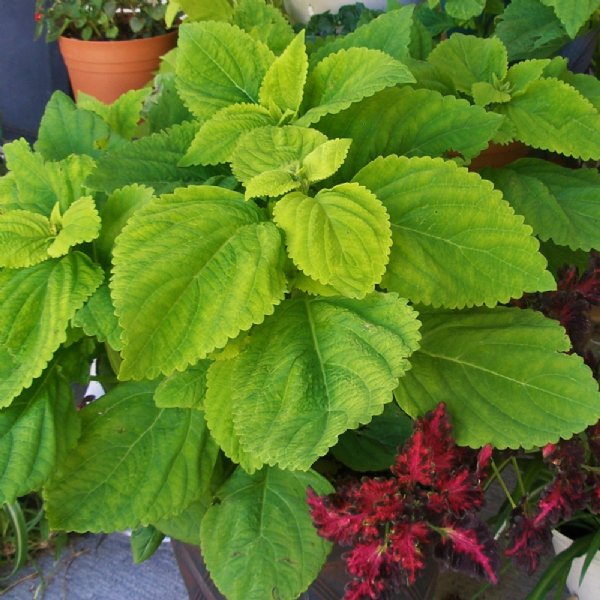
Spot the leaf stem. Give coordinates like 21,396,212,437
491,459,516,509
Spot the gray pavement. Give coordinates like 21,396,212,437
1,533,187,599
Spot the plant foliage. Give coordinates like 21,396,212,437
2,2,600,598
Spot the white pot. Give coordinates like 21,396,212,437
283,0,386,23
552,529,600,600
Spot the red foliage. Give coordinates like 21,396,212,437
308,403,498,600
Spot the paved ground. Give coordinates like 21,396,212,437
1,533,187,599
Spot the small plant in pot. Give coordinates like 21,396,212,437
2,1,600,598
34,0,180,103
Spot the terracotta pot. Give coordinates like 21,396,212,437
171,540,439,599
468,141,530,171
551,529,600,600
58,31,177,104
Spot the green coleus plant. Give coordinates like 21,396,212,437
2,1,600,598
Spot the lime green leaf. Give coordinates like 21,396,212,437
220,293,421,470
201,466,333,600
395,307,600,449
154,362,210,409
317,87,502,182
78,88,148,140
331,402,412,472
310,6,415,64
494,0,568,62
0,253,103,408
259,31,307,117
444,0,486,19
273,183,392,298
96,184,155,266
0,364,80,504
72,283,123,351
130,525,165,564
471,82,511,107
175,0,233,21
87,122,216,195
180,104,275,167
176,21,274,120
539,0,600,38
3,140,95,214
0,210,52,268
497,78,600,160
301,138,352,183
427,34,508,96
506,59,552,96
0,173,19,212
244,169,301,200
232,0,295,54
204,359,264,473
112,187,287,380
34,91,113,160
353,156,555,307
292,272,341,297
298,48,415,126
486,159,600,251
231,125,327,183
48,196,101,258
45,382,220,531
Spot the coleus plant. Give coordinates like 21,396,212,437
2,1,600,598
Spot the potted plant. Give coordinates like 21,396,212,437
2,1,600,598
34,0,180,103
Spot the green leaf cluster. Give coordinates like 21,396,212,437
3,2,600,599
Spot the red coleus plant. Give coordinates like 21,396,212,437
308,403,498,600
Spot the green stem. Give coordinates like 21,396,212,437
491,459,516,509
511,456,526,497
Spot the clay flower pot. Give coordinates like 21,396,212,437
58,30,177,104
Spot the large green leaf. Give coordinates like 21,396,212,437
180,104,275,167
317,87,502,181
231,125,327,183
87,122,215,195
353,156,555,307
200,466,333,600
176,21,274,120
72,283,123,351
395,308,600,449
259,31,307,118
273,183,392,298
0,253,103,408
539,0,600,38
3,140,95,215
482,159,600,251
494,0,569,61
310,6,415,64
232,0,295,54
174,0,232,21
45,382,220,531
0,364,80,504
497,78,600,160
427,34,508,96
34,91,113,160
210,293,421,470
297,48,415,126
112,186,287,380
154,362,210,409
